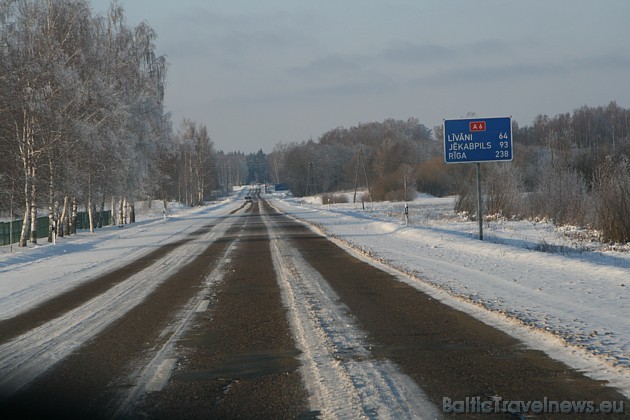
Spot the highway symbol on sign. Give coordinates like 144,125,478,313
469,121,486,132
443,116,512,164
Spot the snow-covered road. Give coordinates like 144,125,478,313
1,190,628,406
0,203,242,396
269,194,630,397
0,200,241,320
262,203,439,418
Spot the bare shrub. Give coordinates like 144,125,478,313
454,183,477,217
415,157,453,197
334,194,349,203
371,171,414,202
452,162,527,221
528,158,592,226
321,193,349,204
485,163,524,218
453,168,477,217
594,157,630,243
534,239,568,254
359,192,372,203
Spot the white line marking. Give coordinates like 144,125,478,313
145,358,176,392
195,300,210,312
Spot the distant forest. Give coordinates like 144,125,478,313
265,102,630,243
0,1,628,245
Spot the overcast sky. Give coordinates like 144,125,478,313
89,0,630,153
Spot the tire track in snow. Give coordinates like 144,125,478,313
0,210,241,399
0,224,213,344
0,201,246,325
261,203,439,419
114,238,241,417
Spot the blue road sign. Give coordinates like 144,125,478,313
443,116,513,164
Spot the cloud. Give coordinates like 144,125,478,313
377,38,515,64
379,41,455,63
213,74,398,107
158,7,317,65
287,54,364,78
287,38,515,84
408,50,630,87
411,62,567,86
572,53,630,71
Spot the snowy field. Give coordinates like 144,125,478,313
1,188,628,398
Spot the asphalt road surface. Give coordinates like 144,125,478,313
0,194,627,419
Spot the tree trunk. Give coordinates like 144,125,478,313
20,206,29,247
48,158,56,242
129,204,135,223
111,196,117,226
88,196,94,233
29,178,37,244
123,196,128,224
99,196,105,228
17,111,31,247
19,177,29,247
9,180,15,252
59,195,68,238
87,174,94,233
188,152,193,206
50,200,59,243
26,114,38,244
118,197,124,227
70,197,77,234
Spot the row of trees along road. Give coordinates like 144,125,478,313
0,1,251,247
0,0,168,246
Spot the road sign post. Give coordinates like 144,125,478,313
443,116,513,240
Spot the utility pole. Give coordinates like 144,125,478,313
353,151,360,203
305,162,310,196
310,162,317,196
360,149,370,196
403,171,407,201
305,161,317,196
353,149,370,203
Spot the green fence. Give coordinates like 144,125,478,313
0,219,23,246
74,210,111,230
0,210,112,246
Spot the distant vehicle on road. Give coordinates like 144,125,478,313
245,196,253,203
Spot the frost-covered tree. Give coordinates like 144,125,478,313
0,0,170,244
174,119,214,206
